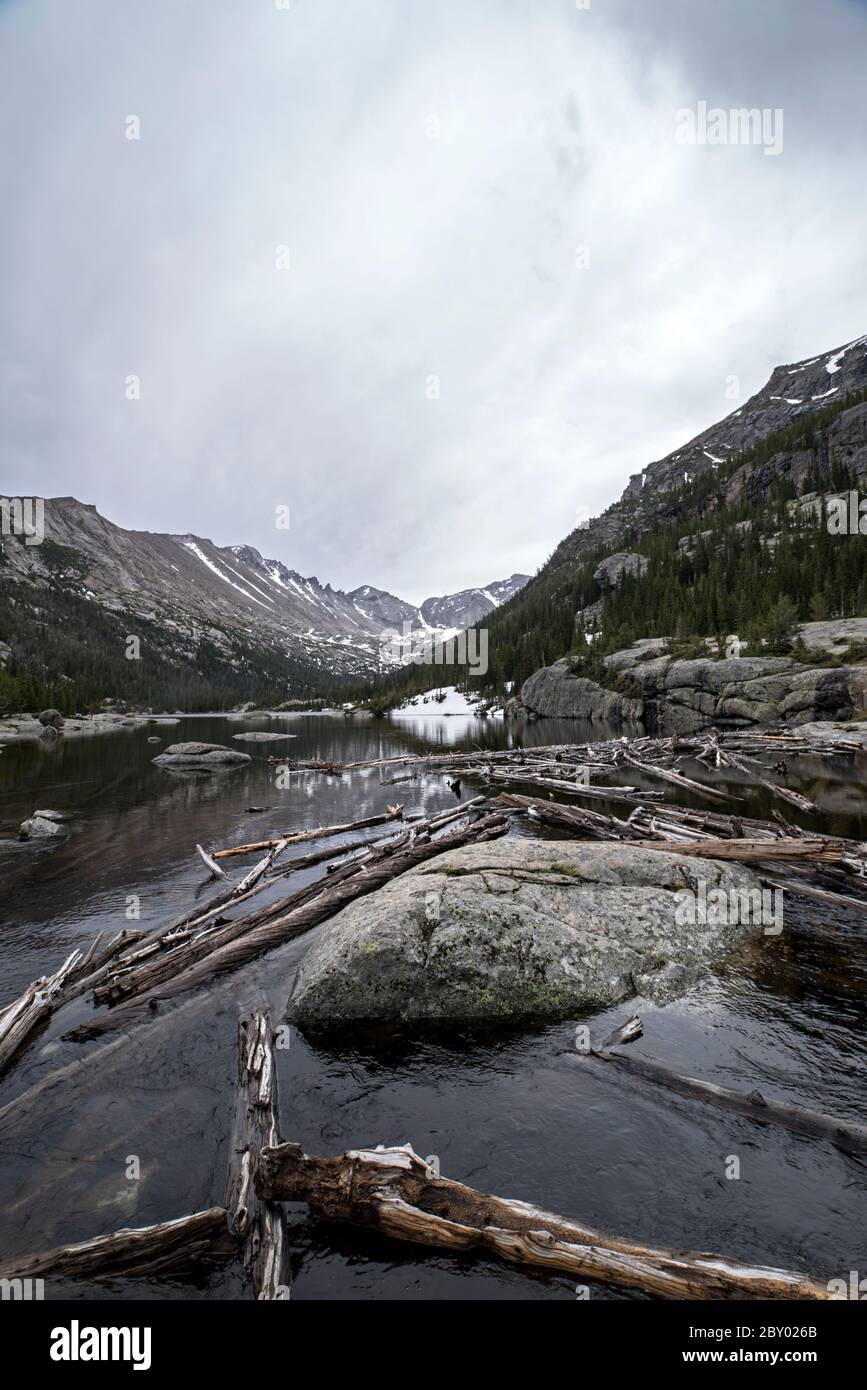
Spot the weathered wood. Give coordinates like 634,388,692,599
196,843,229,880
0,1207,235,1281
0,932,145,1077
762,875,867,917
586,1017,867,1157
622,752,734,802
497,792,647,840
213,807,405,859
709,743,817,813
255,1141,835,1300
226,1013,289,1300
623,837,843,863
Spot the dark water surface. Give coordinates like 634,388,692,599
1,712,866,1300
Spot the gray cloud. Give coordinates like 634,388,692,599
2,0,866,602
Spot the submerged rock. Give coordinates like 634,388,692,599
288,840,765,1025
152,741,252,767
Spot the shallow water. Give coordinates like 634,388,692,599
0,712,866,1300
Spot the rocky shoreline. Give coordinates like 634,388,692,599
0,711,183,743
521,622,867,739
0,707,308,744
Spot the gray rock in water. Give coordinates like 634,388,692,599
152,741,252,767
19,809,68,840
38,708,65,729
288,840,765,1025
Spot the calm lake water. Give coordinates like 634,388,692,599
1,711,866,1301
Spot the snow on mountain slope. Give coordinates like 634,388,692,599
550,331,867,568
0,497,528,679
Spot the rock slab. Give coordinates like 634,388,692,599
152,741,252,766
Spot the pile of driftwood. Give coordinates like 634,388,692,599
0,929,144,1078
272,726,863,817
0,1010,843,1300
3,726,863,1066
497,791,867,916
0,797,509,1066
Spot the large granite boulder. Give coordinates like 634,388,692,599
288,840,765,1025
593,551,649,590
520,659,643,723
38,708,65,729
152,741,252,767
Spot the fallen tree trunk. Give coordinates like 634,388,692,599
707,740,818,813
762,875,867,917
213,807,405,859
622,837,843,863
481,767,663,805
226,1013,289,1300
622,752,735,802
0,930,144,1077
587,1017,867,1157
255,1141,835,1300
0,1207,235,1282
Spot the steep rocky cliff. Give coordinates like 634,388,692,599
522,625,867,733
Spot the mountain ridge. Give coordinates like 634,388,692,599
0,493,529,694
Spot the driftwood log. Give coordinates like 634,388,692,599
255,1141,836,1300
586,1017,867,1157
213,807,405,860
0,1208,235,1282
0,931,145,1077
226,1013,289,1299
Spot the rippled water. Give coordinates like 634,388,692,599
1,712,865,1300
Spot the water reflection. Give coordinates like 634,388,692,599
0,712,865,1300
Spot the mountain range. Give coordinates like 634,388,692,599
0,494,527,701
2,331,866,713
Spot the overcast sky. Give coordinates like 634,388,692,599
2,0,867,603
